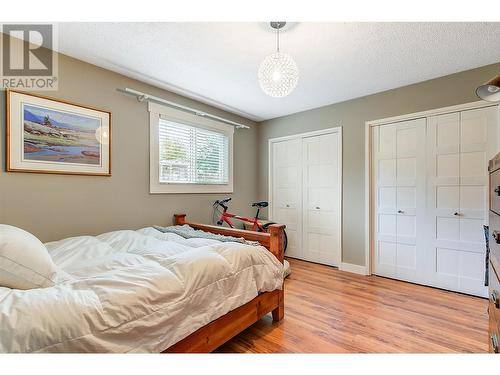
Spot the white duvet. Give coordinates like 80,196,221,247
0,227,283,353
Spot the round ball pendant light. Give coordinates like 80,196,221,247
258,22,299,98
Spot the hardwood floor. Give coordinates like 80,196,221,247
217,258,489,353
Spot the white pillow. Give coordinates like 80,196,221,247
0,225,57,289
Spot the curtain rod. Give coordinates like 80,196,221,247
117,87,250,129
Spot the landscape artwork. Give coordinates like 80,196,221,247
23,104,102,165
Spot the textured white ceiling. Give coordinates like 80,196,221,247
57,22,500,121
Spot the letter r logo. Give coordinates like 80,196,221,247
2,24,53,76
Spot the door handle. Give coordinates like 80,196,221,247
453,212,460,216
492,290,500,308
495,186,500,196
397,210,404,214
492,334,499,353
315,206,320,210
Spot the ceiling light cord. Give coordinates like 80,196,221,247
276,27,280,53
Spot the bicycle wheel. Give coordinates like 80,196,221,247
261,222,288,254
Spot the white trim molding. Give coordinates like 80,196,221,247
339,262,368,275
365,100,498,127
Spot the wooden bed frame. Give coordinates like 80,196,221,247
163,214,285,353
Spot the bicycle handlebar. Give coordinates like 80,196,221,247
213,197,231,207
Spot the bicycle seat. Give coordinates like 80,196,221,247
252,201,269,208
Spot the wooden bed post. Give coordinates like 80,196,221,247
174,214,186,225
268,224,285,263
268,224,285,322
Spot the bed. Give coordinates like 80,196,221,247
0,214,285,353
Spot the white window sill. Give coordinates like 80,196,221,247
150,182,234,194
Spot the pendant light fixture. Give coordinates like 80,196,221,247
476,73,500,102
258,22,299,98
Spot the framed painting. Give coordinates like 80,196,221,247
6,90,111,176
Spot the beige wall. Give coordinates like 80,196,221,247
0,53,258,242
2,45,498,267
258,63,500,266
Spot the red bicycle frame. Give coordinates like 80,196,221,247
213,198,288,253
219,211,265,231
215,199,266,232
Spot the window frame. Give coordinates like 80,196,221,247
149,102,234,194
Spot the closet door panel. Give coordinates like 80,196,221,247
436,217,460,241
307,187,337,211
460,151,487,186
302,132,341,266
396,118,425,283
436,186,459,208
427,112,461,290
378,213,397,236
373,125,398,276
396,125,418,156
460,185,487,220
427,106,497,297
373,119,426,281
457,105,490,295
434,247,485,295
435,113,460,153
396,243,417,280
461,107,490,151
457,108,496,294
379,186,396,208
377,241,397,276
378,125,397,157
397,158,417,187
271,138,302,259
372,105,497,296
378,159,397,186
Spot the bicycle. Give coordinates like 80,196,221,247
212,198,288,253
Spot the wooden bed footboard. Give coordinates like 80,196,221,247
173,213,285,263
163,214,285,353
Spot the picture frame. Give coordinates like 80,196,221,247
6,90,112,176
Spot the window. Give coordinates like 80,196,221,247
149,102,234,193
158,119,229,184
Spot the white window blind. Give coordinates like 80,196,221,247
158,118,229,185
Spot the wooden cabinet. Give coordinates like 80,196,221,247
488,153,500,353
488,262,500,353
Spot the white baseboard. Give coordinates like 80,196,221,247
339,262,368,275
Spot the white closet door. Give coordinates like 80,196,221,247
373,118,426,282
427,107,497,297
302,132,342,266
271,139,302,259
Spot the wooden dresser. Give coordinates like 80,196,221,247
488,153,500,353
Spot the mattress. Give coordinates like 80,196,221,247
0,227,283,352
